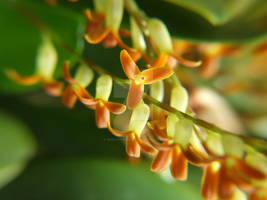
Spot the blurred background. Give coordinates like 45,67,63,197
0,0,266,199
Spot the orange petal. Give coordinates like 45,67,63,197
95,103,109,128
61,85,77,108
152,54,168,67
234,157,266,180
84,27,110,44
43,80,63,97
74,86,96,108
5,69,41,85
103,101,126,114
62,61,76,84
170,148,188,180
141,67,173,85
218,164,235,199
126,134,141,158
135,135,156,155
84,10,105,24
199,55,220,78
151,149,172,172
249,189,267,200
201,163,220,200
148,124,170,141
127,81,144,109
107,123,132,137
120,49,140,79
173,54,202,68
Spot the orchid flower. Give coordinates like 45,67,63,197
120,49,173,109
63,63,126,128
108,102,156,157
6,35,63,96
84,0,140,61
202,134,266,200
62,61,94,108
146,18,202,68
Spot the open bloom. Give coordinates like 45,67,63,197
108,102,156,157
84,0,140,61
6,35,63,96
120,49,173,109
202,133,266,200
146,18,202,68
62,61,94,108
63,62,126,128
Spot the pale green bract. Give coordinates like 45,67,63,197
105,0,124,33
150,80,164,102
74,64,94,88
173,118,194,148
130,16,146,52
93,0,107,13
222,135,244,158
170,85,188,113
36,36,57,80
95,74,112,101
128,102,150,137
206,131,224,156
147,18,173,53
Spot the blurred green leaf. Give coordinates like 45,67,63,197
137,0,267,42
165,0,265,25
0,158,202,200
0,0,84,94
0,110,36,189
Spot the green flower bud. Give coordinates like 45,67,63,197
128,102,150,137
130,17,146,52
95,74,112,101
74,64,94,88
222,135,244,158
36,36,57,80
150,80,164,102
105,0,124,33
173,118,194,148
206,131,224,156
147,18,173,53
170,85,188,113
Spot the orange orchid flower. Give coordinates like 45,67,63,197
83,0,140,61
61,61,94,108
63,62,126,128
201,133,266,200
120,49,173,109
146,18,202,68
6,36,63,96
108,102,156,158
201,157,266,200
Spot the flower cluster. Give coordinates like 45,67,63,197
7,0,267,200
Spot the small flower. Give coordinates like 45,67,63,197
201,133,266,200
146,18,202,68
63,63,126,128
61,61,94,108
84,0,140,61
120,49,173,109
108,102,156,157
6,35,63,96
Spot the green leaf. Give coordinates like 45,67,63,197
137,0,267,42
0,110,36,189
165,0,264,25
0,0,85,94
0,159,203,200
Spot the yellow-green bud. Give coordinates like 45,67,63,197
147,18,173,53
36,36,57,80
128,102,150,137
95,74,112,101
105,0,124,33
74,64,94,88
130,17,146,52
